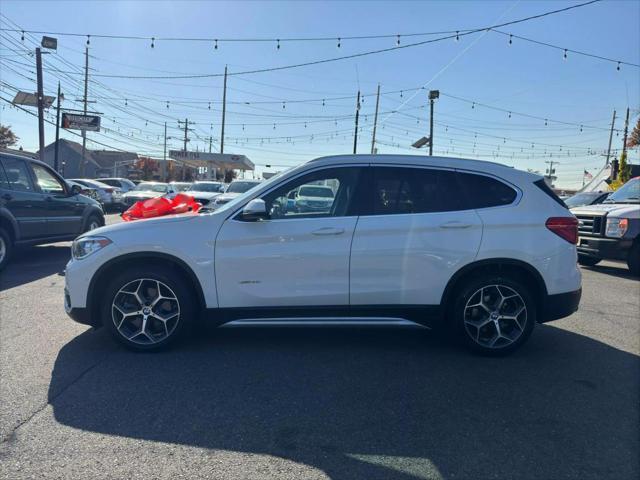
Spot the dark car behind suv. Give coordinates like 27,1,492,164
0,152,105,270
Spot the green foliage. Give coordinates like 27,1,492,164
0,124,18,148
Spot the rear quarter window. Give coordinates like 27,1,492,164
457,172,517,209
533,179,567,209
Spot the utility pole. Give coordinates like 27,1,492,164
177,118,194,181
162,121,167,181
220,65,228,154
545,159,558,187
428,90,440,156
353,90,361,154
370,84,380,154
621,107,630,158
54,82,62,172
80,46,89,176
605,109,617,166
35,47,45,161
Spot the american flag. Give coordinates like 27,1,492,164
583,170,593,180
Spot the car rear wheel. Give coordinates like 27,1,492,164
452,275,536,356
84,214,102,232
578,255,601,267
0,228,12,271
101,266,195,351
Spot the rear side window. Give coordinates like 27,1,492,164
0,159,9,189
457,172,517,209
370,167,463,215
533,179,567,208
0,157,35,192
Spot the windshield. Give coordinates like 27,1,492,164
171,183,191,192
565,192,601,207
605,178,639,203
298,186,334,198
80,179,112,189
134,182,168,193
188,182,222,192
226,181,260,194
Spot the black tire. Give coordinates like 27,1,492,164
578,255,601,267
84,214,103,233
628,242,640,276
0,227,12,272
451,275,536,356
101,265,196,351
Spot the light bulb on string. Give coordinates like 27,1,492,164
151,37,155,48
337,37,341,48
508,111,511,119
396,35,401,46
208,102,211,110
282,101,285,109
125,98,128,106
166,101,170,109
509,34,512,45
277,39,280,50
544,119,548,126
214,39,218,50
322,99,325,107
86,35,91,46
617,62,621,71
455,31,459,41
471,102,475,109
20,30,24,42
563,49,568,60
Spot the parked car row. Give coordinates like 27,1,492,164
0,153,105,270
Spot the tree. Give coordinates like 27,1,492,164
610,150,631,190
628,117,640,149
0,124,18,148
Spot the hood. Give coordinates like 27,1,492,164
215,192,240,202
123,190,165,198
81,212,200,239
189,191,221,200
571,203,640,218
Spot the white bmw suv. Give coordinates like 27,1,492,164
65,155,581,355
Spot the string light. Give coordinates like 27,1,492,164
86,35,90,46
322,99,325,107
545,119,548,126
125,98,128,106
214,39,218,50
396,34,401,46
617,61,621,71
508,111,511,118
455,31,459,41
563,48,568,60
337,37,341,48
471,102,475,109
20,30,24,42
509,34,512,45
166,101,170,109
151,37,155,48
277,39,280,50
282,101,285,109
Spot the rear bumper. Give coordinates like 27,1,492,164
540,288,582,323
577,236,632,261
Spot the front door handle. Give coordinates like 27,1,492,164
311,227,345,236
439,221,472,229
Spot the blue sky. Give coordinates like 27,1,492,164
1,0,638,187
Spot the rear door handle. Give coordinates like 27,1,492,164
439,221,472,229
311,227,345,236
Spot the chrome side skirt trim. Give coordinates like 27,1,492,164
221,317,429,328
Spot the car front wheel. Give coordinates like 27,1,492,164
452,275,536,355
101,266,195,351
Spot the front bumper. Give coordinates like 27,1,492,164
540,288,582,323
577,236,632,261
65,288,100,326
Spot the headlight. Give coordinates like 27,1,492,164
72,236,112,260
605,218,628,238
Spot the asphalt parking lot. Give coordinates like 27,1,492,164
1,214,638,480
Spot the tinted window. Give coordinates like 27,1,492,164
0,159,9,189
261,167,360,220
99,179,120,187
1,157,34,192
370,167,463,215
458,172,517,209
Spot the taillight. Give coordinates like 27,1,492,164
546,217,578,244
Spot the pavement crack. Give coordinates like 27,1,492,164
1,352,111,446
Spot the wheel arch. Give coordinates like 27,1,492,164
87,252,206,326
0,208,19,242
441,258,548,314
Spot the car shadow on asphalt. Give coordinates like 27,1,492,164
0,244,70,291
581,262,639,281
47,325,639,480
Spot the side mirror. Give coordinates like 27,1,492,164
69,184,82,196
241,198,269,221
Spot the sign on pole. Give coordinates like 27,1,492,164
41,36,58,50
62,113,101,132
12,91,55,108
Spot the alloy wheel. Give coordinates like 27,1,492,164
111,278,180,345
463,284,527,349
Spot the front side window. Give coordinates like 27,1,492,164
32,164,66,194
262,167,360,220
369,167,463,215
1,158,35,192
